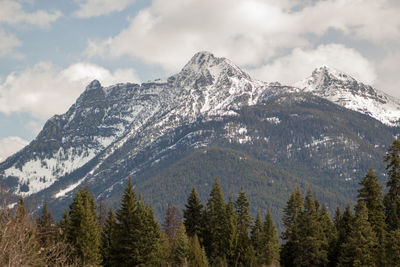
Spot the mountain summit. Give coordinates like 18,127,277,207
0,52,399,221
294,66,400,126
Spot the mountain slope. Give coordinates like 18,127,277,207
0,52,399,221
294,66,400,126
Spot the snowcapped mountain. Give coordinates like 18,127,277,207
0,52,399,220
0,52,270,198
294,66,400,126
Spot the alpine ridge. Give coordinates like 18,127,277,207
0,52,399,223
294,66,400,126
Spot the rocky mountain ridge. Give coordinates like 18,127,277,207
0,52,399,220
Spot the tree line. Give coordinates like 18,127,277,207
1,139,400,266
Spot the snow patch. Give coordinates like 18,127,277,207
265,117,281,124
5,147,96,196
54,177,86,198
7,202,17,209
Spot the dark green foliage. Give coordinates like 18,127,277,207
280,187,303,267
329,206,343,266
225,194,238,265
319,204,337,267
112,178,161,266
66,187,101,265
385,229,400,266
293,189,328,267
12,136,400,266
338,201,378,267
233,187,253,266
202,178,230,263
101,207,116,267
357,168,386,266
331,205,354,266
137,146,352,231
384,138,400,231
183,187,203,238
250,211,264,264
263,210,280,266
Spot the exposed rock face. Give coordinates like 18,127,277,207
0,52,399,220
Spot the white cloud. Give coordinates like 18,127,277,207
0,136,29,162
375,51,400,98
74,0,136,18
0,28,23,58
0,62,140,120
0,0,62,27
250,44,377,85
84,0,306,71
0,0,62,59
85,0,400,73
298,0,400,43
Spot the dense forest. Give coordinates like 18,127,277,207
2,139,400,266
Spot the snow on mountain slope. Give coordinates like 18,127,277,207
75,51,272,193
294,66,400,126
1,52,400,199
0,52,272,197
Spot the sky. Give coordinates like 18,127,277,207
0,0,400,161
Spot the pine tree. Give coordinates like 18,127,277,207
263,210,280,266
280,187,303,267
172,222,190,266
233,187,253,267
113,178,160,266
155,231,172,266
189,234,209,267
329,206,342,267
250,211,264,264
386,228,400,266
139,204,162,265
332,205,354,266
183,187,203,238
225,194,238,266
384,138,400,231
101,207,116,267
67,187,102,266
318,204,336,267
293,189,328,267
36,201,55,247
357,168,386,266
338,201,378,267
113,177,139,264
202,178,230,263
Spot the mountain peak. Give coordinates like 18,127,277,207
85,79,102,91
293,66,400,126
181,51,226,73
294,66,356,92
311,65,355,83
175,51,251,88
186,51,218,67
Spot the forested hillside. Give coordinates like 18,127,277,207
2,139,400,266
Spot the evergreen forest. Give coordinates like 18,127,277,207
2,139,400,266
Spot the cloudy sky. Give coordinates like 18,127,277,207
0,0,400,161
